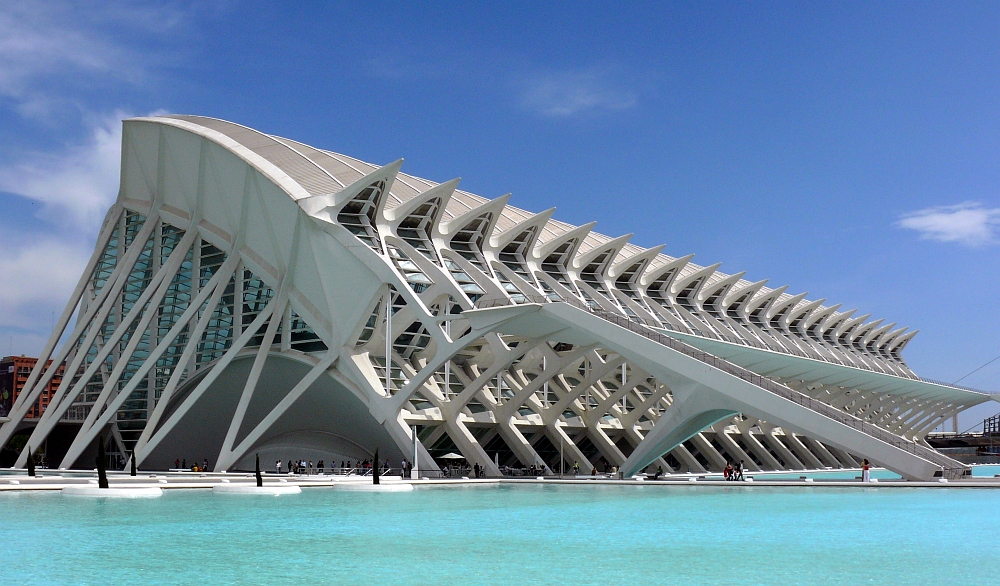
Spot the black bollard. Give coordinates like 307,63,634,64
373,447,380,485
130,452,137,476
96,439,109,489
255,453,263,487
26,445,35,477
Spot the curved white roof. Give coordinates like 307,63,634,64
162,115,915,369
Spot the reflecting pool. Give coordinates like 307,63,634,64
2,483,998,585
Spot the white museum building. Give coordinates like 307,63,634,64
1,115,994,479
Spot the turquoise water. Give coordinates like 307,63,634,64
2,484,999,585
972,463,1000,476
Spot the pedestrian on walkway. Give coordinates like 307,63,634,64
862,459,871,482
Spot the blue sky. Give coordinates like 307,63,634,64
1,2,998,427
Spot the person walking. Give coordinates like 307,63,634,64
724,461,733,481
861,459,871,483
573,461,580,476
735,460,745,481
401,458,408,479
276,460,282,474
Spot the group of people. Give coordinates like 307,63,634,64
277,459,325,475
173,458,209,472
275,458,396,476
722,460,746,481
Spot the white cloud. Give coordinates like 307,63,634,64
0,112,130,353
0,2,188,355
0,2,186,119
0,111,126,230
898,202,1000,247
520,66,637,117
0,4,129,101
0,107,168,353
0,238,91,327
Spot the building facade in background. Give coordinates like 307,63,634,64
0,356,63,419
0,116,994,478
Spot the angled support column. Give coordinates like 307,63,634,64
668,443,707,474
217,348,340,471
498,416,551,473
544,422,592,474
710,426,761,472
621,383,738,477
777,431,821,469
215,296,288,470
759,429,804,469
133,253,241,455
583,420,627,468
0,210,157,452
826,445,860,468
0,205,122,431
798,435,840,468
18,228,198,466
735,418,784,470
137,296,278,461
382,411,439,476
689,433,728,471
441,417,501,476
58,247,238,468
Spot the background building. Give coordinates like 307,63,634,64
0,356,63,419
0,115,994,478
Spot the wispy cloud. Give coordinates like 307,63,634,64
520,65,637,117
0,111,127,229
0,2,186,119
898,202,1000,246
0,111,141,344
0,108,169,351
0,237,91,331
0,2,191,353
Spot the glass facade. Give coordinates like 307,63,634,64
60,212,307,453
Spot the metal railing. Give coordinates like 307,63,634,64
473,296,969,478
915,377,992,395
